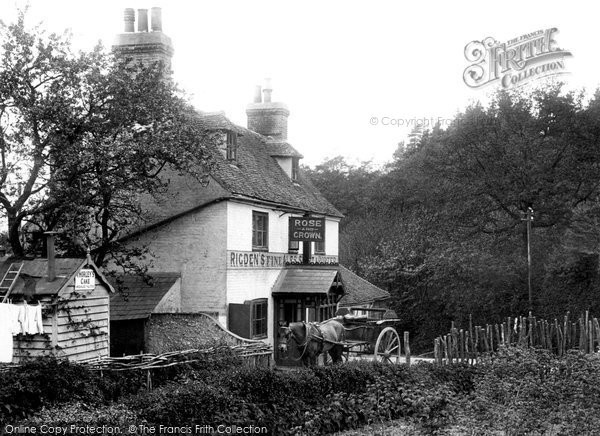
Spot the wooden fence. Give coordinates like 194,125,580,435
433,311,600,365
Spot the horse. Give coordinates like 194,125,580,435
277,318,345,367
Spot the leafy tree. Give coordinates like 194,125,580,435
420,85,599,235
0,11,215,268
302,156,383,221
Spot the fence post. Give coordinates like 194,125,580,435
404,331,411,366
589,320,593,355
593,318,600,352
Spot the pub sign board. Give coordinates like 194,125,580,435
289,217,326,242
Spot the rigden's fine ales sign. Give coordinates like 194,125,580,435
289,217,325,242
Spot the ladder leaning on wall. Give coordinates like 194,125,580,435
0,262,24,303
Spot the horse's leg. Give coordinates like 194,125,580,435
302,352,310,367
329,345,341,364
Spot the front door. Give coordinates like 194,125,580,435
275,297,310,366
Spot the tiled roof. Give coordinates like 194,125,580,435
210,127,342,217
338,265,390,306
272,268,339,294
196,110,245,134
109,273,180,321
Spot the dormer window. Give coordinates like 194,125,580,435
292,157,299,181
226,131,238,161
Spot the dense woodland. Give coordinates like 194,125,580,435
305,84,600,352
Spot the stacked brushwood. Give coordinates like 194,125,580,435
85,342,272,371
434,311,600,365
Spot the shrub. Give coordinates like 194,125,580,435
0,348,243,423
128,361,473,435
0,357,103,422
461,346,600,435
130,379,256,427
19,402,143,427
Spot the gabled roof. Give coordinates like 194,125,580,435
264,140,303,158
109,272,180,321
338,265,390,307
209,127,342,217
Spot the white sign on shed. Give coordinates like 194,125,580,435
75,269,95,291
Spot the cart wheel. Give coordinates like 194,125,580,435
374,327,401,364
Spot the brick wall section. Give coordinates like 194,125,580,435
126,202,228,317
246,103,290,140
112,31,174,71
146,313,237,353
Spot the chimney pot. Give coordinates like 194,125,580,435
44,232,58,282
151,7,162,31
124,8,135,32
253,85,262,103
263,78,272,103
137,9,149,32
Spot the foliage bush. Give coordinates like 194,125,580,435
15,347,600,435
0,358,103,422
130,361,474,435
0,349,242,423
19,402,143,428
459,347,600,435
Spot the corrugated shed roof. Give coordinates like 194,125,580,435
338,265,390,306
109,273,180,321
211,128,342,217
272,268,339,294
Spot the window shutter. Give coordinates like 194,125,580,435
228,303,251,338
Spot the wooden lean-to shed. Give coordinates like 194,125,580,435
3,256,114,363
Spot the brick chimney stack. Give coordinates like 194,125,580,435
246,79,290,141
113,7,174,72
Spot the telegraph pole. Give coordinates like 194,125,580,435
521,207,534,312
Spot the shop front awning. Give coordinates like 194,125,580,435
271,268,342,295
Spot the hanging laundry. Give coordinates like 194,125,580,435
17,302,28,335
8,304,21,334
32,303,44,334
18,302,44,335
0,303,14,363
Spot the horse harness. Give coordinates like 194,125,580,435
285,321,346,362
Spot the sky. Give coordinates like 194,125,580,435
2,0,599,166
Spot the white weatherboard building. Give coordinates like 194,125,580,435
109,7,391,364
